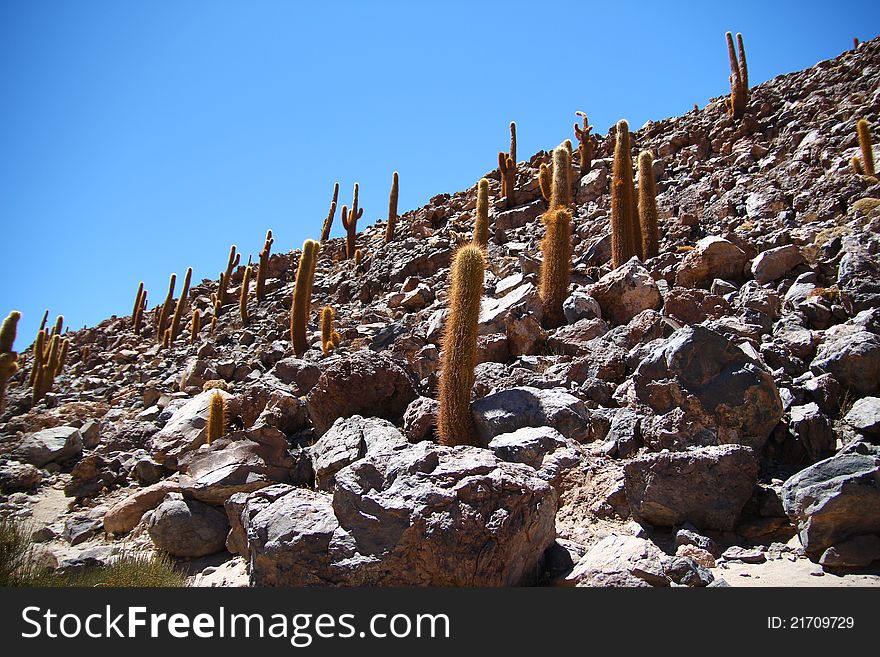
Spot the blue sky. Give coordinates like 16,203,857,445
1,1,877,346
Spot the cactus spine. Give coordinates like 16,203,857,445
638,151,660,260
256,230,274,301
206,391,226,445
156,274,177,343
291,240,320,355
574,112,594,174
726,32,748,118
341,183,363,259
385,171,399,244
611,120,640,269
169,267,192,342
855,119,876,177
240,264,253,326
320,182,340,243
320,306,336,355
474,178,490,247
437,244,485,447
191,309,201,344
0,310,20,412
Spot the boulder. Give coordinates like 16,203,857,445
146,492,229,558
0,460,43,492
811,329,880,396
563,289,602,324
242,443,557,586
103,479,181,535
488,426,569,469
818,534,880,569
306,351,417,436
624,444,758,531
545,318,608,356
148,389,234,467
781,453,880,558
751,244,804,284
587,258,662,326
788,403,836,463
675,236,748,288
402,396,438,443
662,287,731,325
843,396,880,436
565,535,668,587
310,415,408,491
12,426,83,467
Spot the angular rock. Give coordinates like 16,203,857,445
624,444,758,531
844,396,880,435
811,330,880,396
488,426,569,469
563,289,602,324
0,460,43,492
546,318,608,356
675,236,748,288
146,493,229,558
751,244,804,284
12,426,83,467
148,389,234,467
271,357,321,395
402,396,438,443
103,479,181,535
587,258,662,326
789,403,836,463
818,534,880,569
565,535,668,587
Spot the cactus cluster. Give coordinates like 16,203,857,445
726,32,749,118
498,121,517,209
0,310,21,411
320,183,340,243
320,306,341,355
437,244,485,447
291,240,320,355
341,184,364,260
213,245,241,315
385,171,399,244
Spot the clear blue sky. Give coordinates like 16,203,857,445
1,0,877,347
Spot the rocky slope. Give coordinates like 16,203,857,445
2,37,880,587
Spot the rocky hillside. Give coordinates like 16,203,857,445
1,37,880,587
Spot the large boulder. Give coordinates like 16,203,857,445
844,396,880,436
145,492,229,558
675,236,748,288
565,534,668,587
811,329,880,396
621,325,783,450
148,389,234,467
781,453,880,558
12,426,83,467
624,444,758,531
103,479,181,535
310,415,408,491
0,460,43,492
306,351,417,436
750,244,804,284
241,443,557,586
587,258,662,326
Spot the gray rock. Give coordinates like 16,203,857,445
12,426,83,467
402,396,438,443
751,244,804,284
844,396,880,435
789,403,835,463
663,556,714,586
675,528,721,556
563,289,602,324
587,258,662,326
146,492,229,558
624,444,758,531
811,330,880,396
565,535,668,587
488,426,569,469
63,515,102,546
818,534,880,568
0,460,43,492
675,236,748,288
781,452,880,558
148,389,234,467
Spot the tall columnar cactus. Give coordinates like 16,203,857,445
509,121,517,166
132,282,144,331
215,245,241,312
855,119,876,177
320,182,339,243
169,267,193,342
499,152,516,209
156,274,177,343
240,264,253,326
437,244,485,447
539,162,552,204
354,249,363,267
341,183,363,260
638,151,660,260
191,309,201,345
320,306,336,355
385,171,399,244
28,330,45,388
38,310,48,334
550,143,572,210
206,391,226,446
55,338,69,376
256,229,274,301
33,333,61,404
539,208,573,329
611,120,640,269
291,240,320,355
0,310,21,412
726,31,748,118
474,178,490,247
574,112,594,174
852,155,864,175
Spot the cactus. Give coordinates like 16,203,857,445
0,310,21,412
290,240,320,355
169,267,192,342
638,151,660,260
132,282,144,332
214,245,241,312
38,310,48,334
385,171,399,244
49,314,63,339
509,121,517,166
539,208,573,329
156,273,177,344
499,152,516,209
240,264,252,326
191,309,201,344
81,345,90,366
437,244,485,447
320,306,336,355
574,112,594,174
726,31,747,118
855,119,876,177
539,162,552,204
474,178,490,247
854,37,860,49
320,182,340,243
550,143,572,210
341,183,364,260
210,315,217,335
33,333,60,404
55,338,69,376
256,230,274,301
354,249,363,267
206,391,226,446
611,120,640,269
28,330,45,388
852,155,864,175
736,33,749,94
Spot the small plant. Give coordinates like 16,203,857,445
169,267,193,342
206,391,227,445
256,229,274,301
0,516,44,586
156,273,177,343
853,118,876,177
291,240,320,355
574,111,594,174
611,119,640,269
637,151,660,260
385,171,399,244
725,31,749,118
320,182,339,243
240,264,253,326
437,244,485,447
0,310,21,412
474,178,490,247
341,183,364,260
